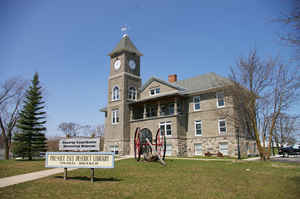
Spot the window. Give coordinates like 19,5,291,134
155,88,160,94
110,145,119,155
216,92,225,108
194,120,202,136
128,87,137,100
253,143,256,153
132,106,144,120
166,144,172,156
218,119,226,134
146,105,157,117
112,86,120,101
177,102,182,113
194,144,202,155
112,109,119,124
160,103,175,116
149,87,160,96
160,122,172,136
219,142,228,156
150,89,155,96
169,103,174,115
193,96,200,111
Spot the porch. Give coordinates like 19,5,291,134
129,96,184,121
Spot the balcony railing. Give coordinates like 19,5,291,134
131,109,182,121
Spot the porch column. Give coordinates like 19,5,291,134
157,101,161,116
130,106,133,120
143,104,147,119
174,97,178,115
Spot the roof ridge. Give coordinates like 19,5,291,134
141,76,186,91
177,72,221,82
174,72,231,94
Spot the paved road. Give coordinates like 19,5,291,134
271,156,300,163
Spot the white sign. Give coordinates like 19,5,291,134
59,138,100,151
45,152,114,168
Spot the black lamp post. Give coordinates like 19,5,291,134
237,129,241,160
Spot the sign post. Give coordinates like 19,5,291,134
64,168,67,180
91,168,94,183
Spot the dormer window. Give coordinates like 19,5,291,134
112,86,120,101
128,87,137,100
149,87,160,96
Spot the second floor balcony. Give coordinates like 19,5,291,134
130,97,183,121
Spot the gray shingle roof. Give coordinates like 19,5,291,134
174,72,231,93
141,76,186,92
108,35,143,56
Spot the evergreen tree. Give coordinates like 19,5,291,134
15,73,47,160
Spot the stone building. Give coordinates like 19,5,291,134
100,35,257,157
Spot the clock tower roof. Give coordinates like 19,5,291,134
109,35,143,57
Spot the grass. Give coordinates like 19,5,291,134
0,159,300,199
178,155,237,160
0,159,48,178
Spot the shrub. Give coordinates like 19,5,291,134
205,152,212,157
217,151,224,157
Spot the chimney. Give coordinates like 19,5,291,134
168,74,177,83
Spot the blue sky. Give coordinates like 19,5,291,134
0,0,296,137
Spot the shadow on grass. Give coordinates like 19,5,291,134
289,176,300,184
287,176,300,196
54,176,122,182
15,159,45,162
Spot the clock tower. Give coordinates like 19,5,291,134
103,34,142,155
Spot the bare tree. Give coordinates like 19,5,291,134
47,136,60,152
278,0,300,60
58,122,81,137
95,124,105,137
229,49,300,160
58,123,105,138
0,77,27,159
274,113,299,146
264,63,300,158
81,124,105,137
80,125,92,137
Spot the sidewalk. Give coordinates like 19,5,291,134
0,156,131,188
243,154,281,161
168,155,280,161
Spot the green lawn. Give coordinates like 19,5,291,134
173,155,238,160
0,159,48,178
0,159,299,199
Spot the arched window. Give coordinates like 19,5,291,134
112,86,120,101
128,87,137,100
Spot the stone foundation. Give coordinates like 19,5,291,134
104,139,130,156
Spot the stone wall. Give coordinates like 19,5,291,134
185,136,237,156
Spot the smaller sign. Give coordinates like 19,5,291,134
45,152,114,168
59,138,100,151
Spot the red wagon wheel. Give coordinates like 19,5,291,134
134,127,141,161
155,128,166,160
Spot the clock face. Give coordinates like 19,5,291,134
114,60,121,70
129,59,136,70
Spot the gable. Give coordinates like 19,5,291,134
140,78,185,99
